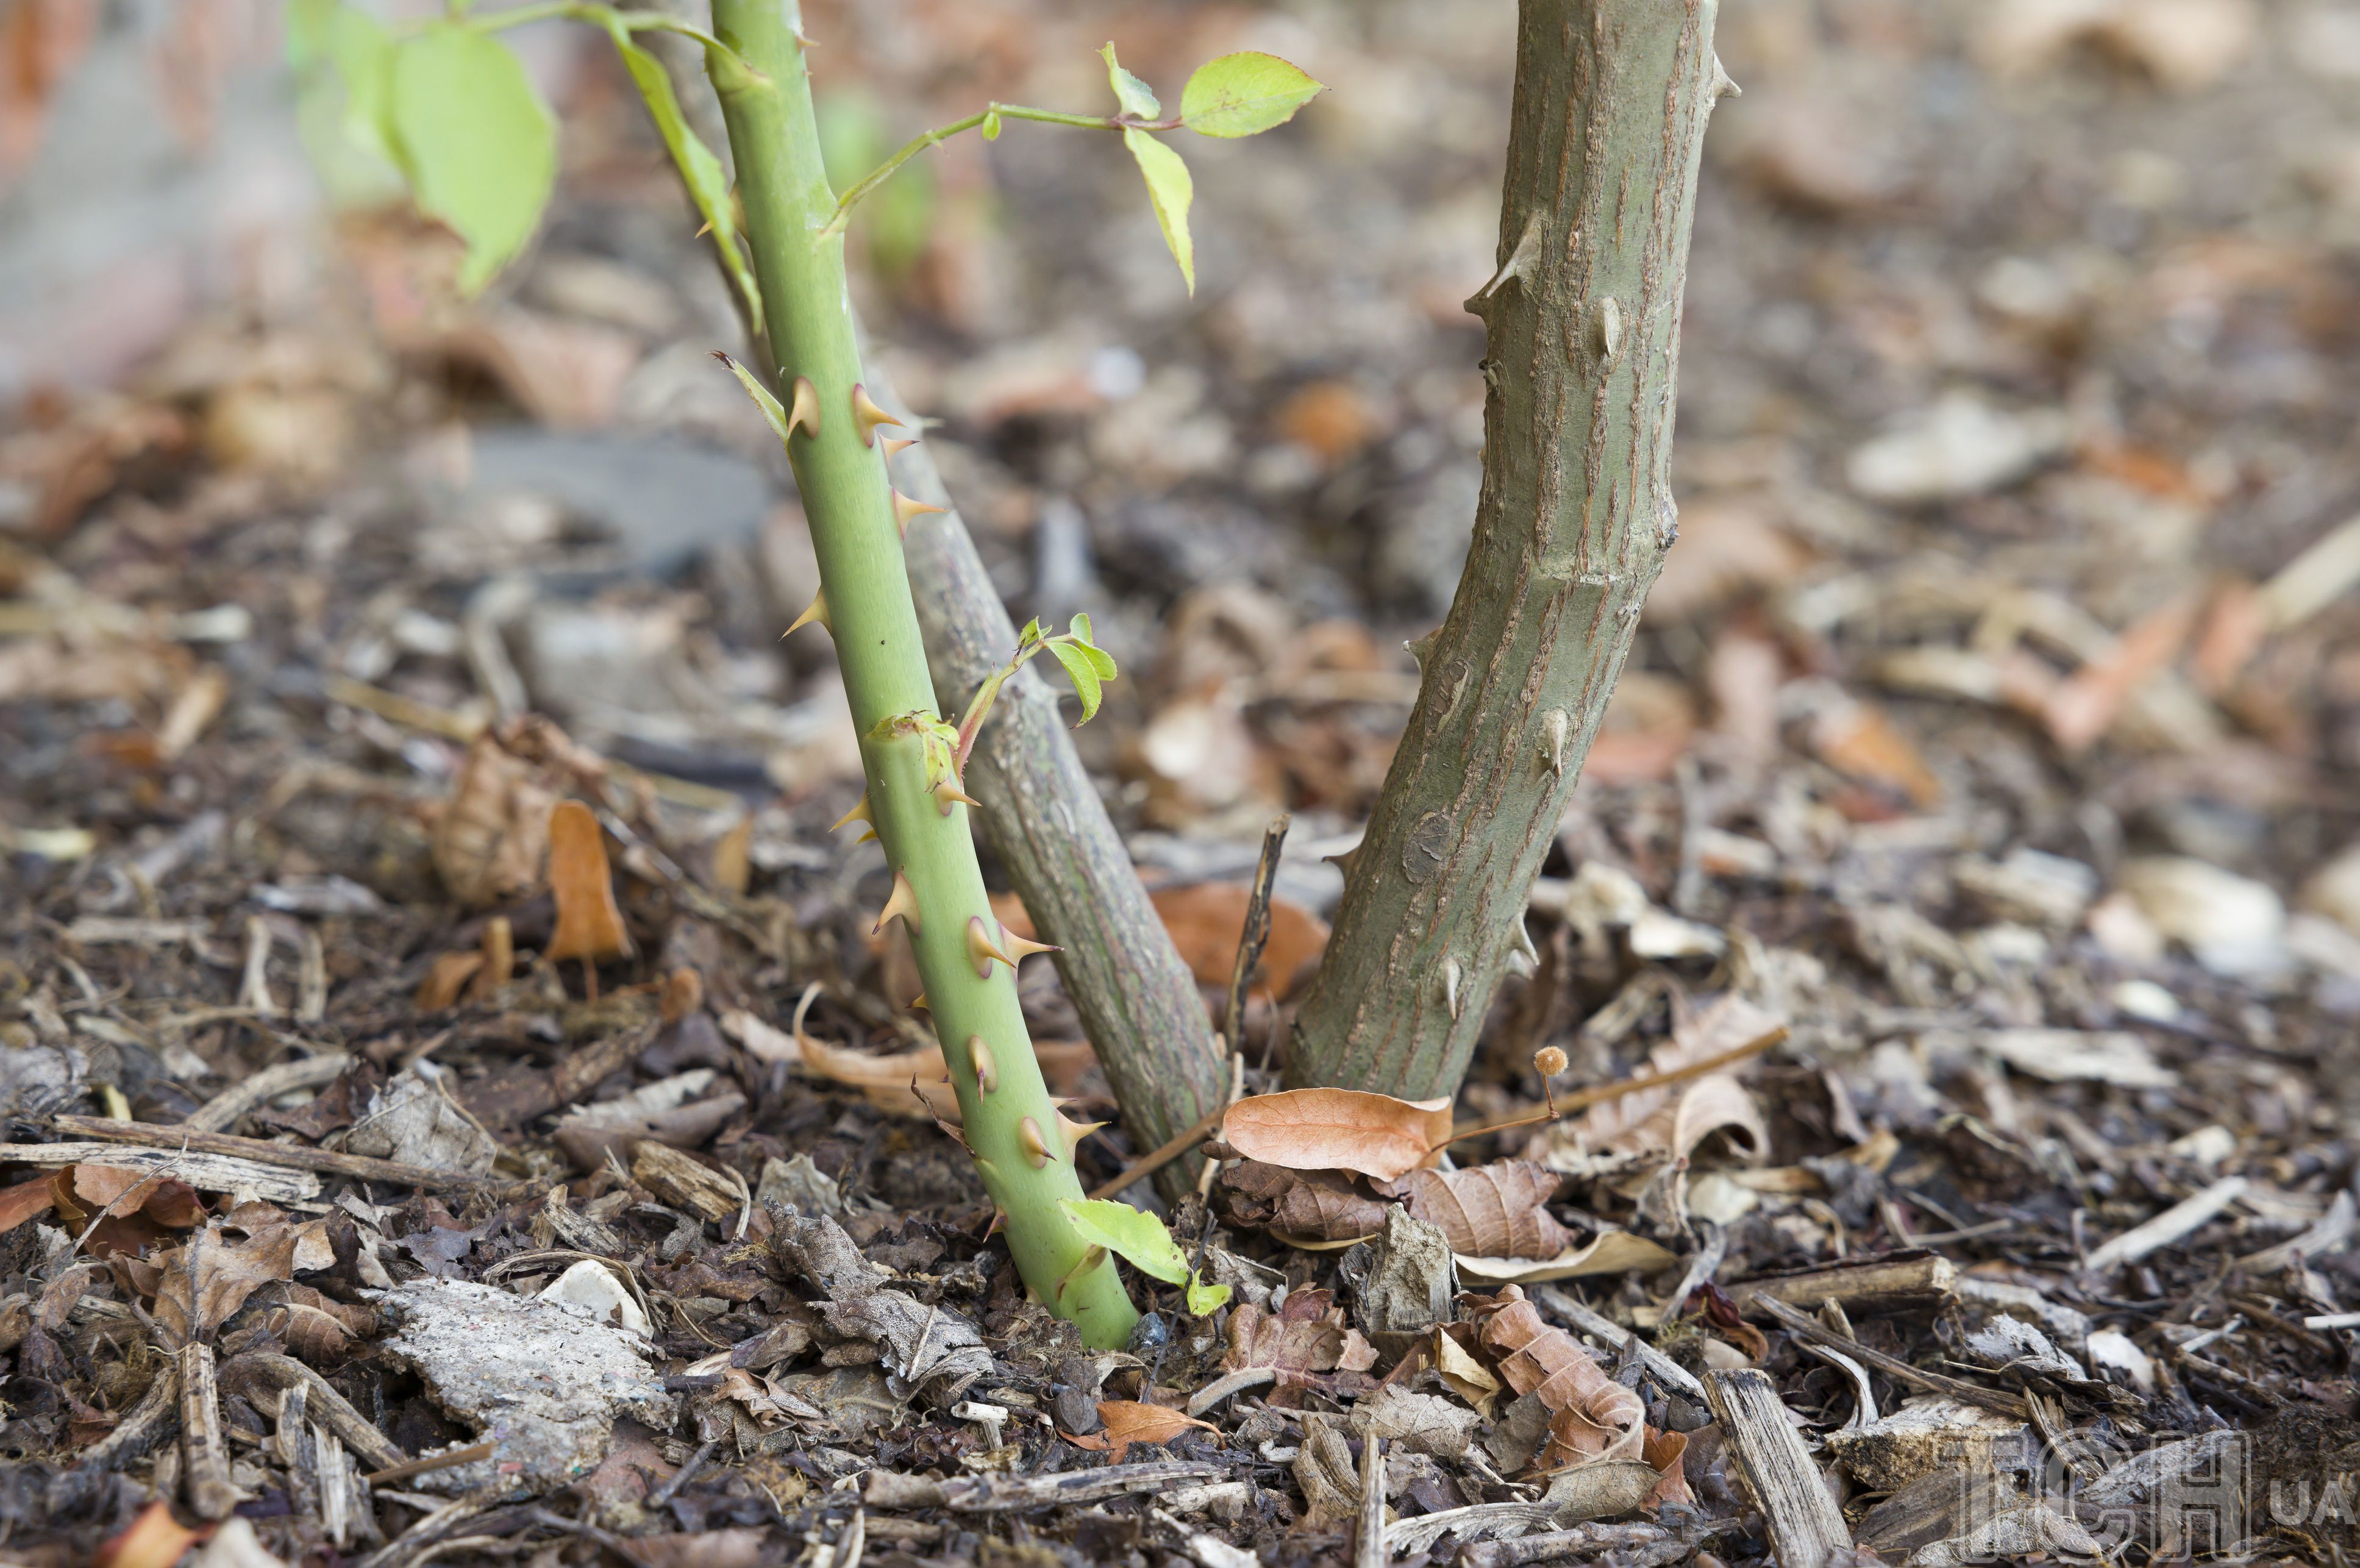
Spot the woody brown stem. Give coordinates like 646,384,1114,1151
1288,0,1728,1099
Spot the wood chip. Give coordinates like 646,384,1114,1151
1703,1368,1853,1568
2084,1175,2247,1272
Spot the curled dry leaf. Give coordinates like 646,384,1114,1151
1377,1161,1575,1260
1451,1230,1680,1286
430,714,607,907
1220,1088,1452,1182
546,800,632,966
1217,1160,1389,1242
1224,1286,1378,1395
1064,1399,1216,1463
134,1217,336,1349
1532,994,1777,1191
1642,1425,1694,1508
1471,1284,1644,1472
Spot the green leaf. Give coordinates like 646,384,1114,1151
1099,43,1160,120
1121,128,1194,296
1179,52,1325,138
1046,640,1105,724
599,17,763,333
1069,611,1094,646
290,0,399,172
1017,618,1044,649
387,25,556,294
1081,643,1119,681
715,353,793,445
1060,1199,1189,1285
982,108,1003,141
1185,1274,1233,1316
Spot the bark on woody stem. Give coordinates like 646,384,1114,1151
1288,0,1733,1097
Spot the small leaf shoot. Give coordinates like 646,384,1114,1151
1099,43,1161,120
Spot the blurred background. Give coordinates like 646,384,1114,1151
6,0,2360,1060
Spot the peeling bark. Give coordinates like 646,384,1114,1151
1289,0,1727,1097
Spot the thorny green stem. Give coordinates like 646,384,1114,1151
822,105,1181,238
706,0,1138,1350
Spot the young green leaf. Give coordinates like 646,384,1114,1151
1069,611,1094,646
1099,43,1161,120
1185,1274,1233,1316
1046,641,1106,724
1121,127,1194,296
597,18,763,332
1179,52,1325,138
1059,1199,1190,1285
1080,643,1119,680
714,352,793,444
388,25,556,294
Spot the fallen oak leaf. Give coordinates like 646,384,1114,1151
546,800,633,977
1220,1088,1453,1182
1064,1399,1217,1462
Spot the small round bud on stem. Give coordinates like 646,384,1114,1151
1534,1044,1568,1078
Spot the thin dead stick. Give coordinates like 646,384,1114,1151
179,1342,240,1520
1354,1431,1387,1568
1439,1026,1788,1149
48,1113,482,1189
367,1441,496,1487
185,1052,352,1133
1228,813,1291,1062
1087,1102,1227,1201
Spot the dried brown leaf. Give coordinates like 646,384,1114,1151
1224,1286,1378,1394
547,800,632,965
1809,699,1942,808
1217,1160,1390,1241
414,950,485,1012
1220,1088,1452,1182
1471,1284,1644,1472
1377,1161,1574,1260
1065,1399,1217,1463
995,883,1329,999
1642,1425,1694,1509
1549,994,1779,1170
149,1219,334,1349
49,1164,207,1258
0,1173,54,1235
430,715,597,907
93,1500,201,1568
